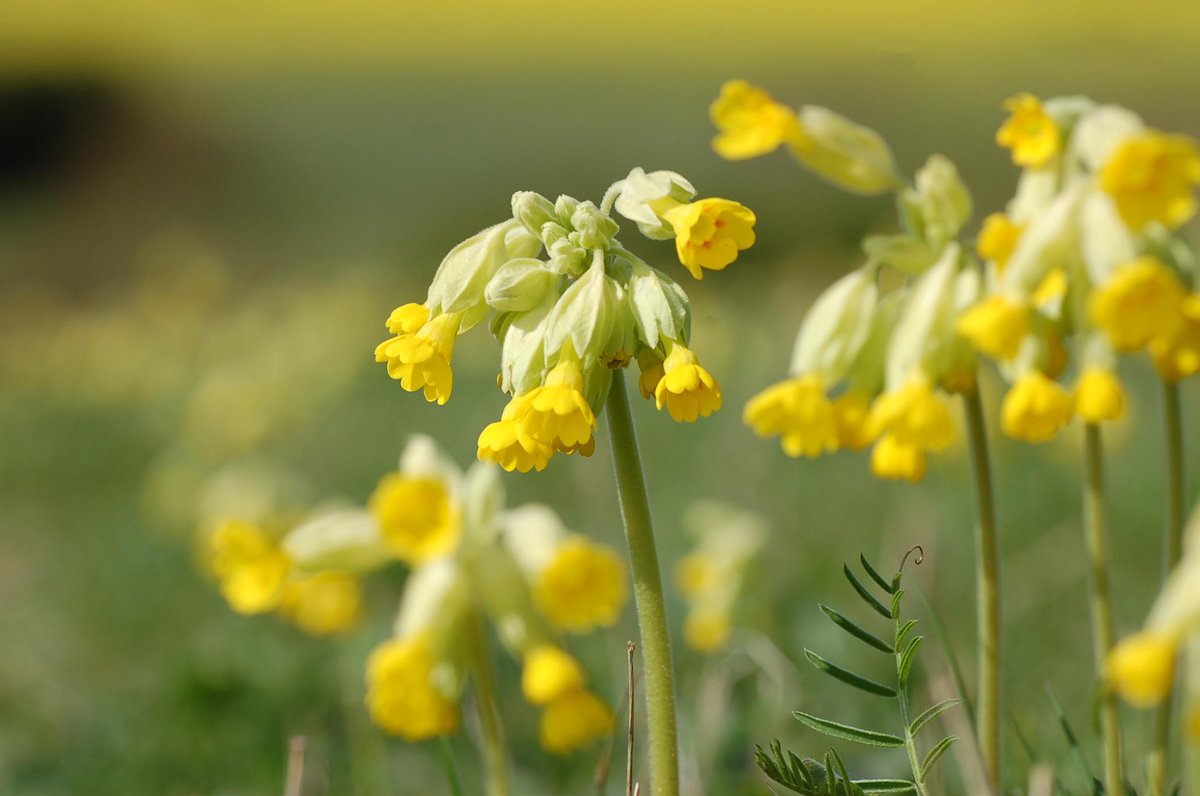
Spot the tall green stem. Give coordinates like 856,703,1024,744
1149,379,1186,796
467,612,510,796
1083,423,1124,794
605,369,680,796
963,388,1001,792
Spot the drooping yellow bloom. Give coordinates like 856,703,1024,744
1001,371,1074,443
208,520,292,614
870,434,927,483
477,402,556,473
277,572,363,636
709,80,800,160
654,342,722,422
636,350,665,400
519,357,596,450
1089,257,1186,352
869,377,955,452
831,391,876,450
684,607,732,653
957,295,1028,361
1106,631,1179,709
375,312,461,404
675,551,718,599
976,212,1025,271
365,633,459,741
521,646,585,706
1074,368,1126,424
744,375,838,457
662,198,756,280
1099,130,1200,230
368,474,461,563
386,302,431,334
996,93,1060,168
1151,294,1200,382
538,689,614,754
533,537,627,633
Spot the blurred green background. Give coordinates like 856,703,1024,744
3,2,1200,793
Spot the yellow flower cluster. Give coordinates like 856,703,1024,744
521,646,614,754
378,170,755,472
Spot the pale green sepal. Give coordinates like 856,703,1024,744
569,201,619,249
885,244,961,389
905,154,972,250
499,293,555,396
627,258,691,349
484,257,558,312
1079,189,1137,285
790,266,878,383
461,461,505,546
862,234,938,275
511,191,558,236
282,508,392,573
613,167,697,240
544,252,616,362
789,105,901,195
427,220,522,331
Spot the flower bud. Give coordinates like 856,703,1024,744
903,155,973,249
627,259,690,349
569,201,619,250
544,253,617,362
554,195,580,226
512,191,558,235
428,220,522,331
485,258,558,313
613,167,697,240
547,237,587,277
788,105,901,195
790,267,878,383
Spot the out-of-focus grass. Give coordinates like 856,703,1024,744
3,7,1200,793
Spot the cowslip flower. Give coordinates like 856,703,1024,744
1151,294,1200,382
277,572,363,636
366,631,461,740
870,434,927,484
1099,130,1200,230
744,375,838,457
976,212,1025,271
1074,367,1126,424
708,79,800,160
1000,370,1074,443
208,519,292,614
1107,631,1180,709
956,295,1028,362
654,341,722,422
375,311,462,405
662,198,756,280
1089,257,1186,352
521,645,614,753
996,93,1061,169
368,473,461,564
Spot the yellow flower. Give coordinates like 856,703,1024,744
684,607,732,652
976,212,1025,271
996,93,1060,168
957,296,1028,362
1099,130,1200,230
654,343,722,422
636,350,665,400
1001,372,1074,443
366,634,459,741
368,474,461,563
1151,294,1200,382
869,377,955,452
744,375,838,457
375,312,461,404
386,302,431,334
662,198,756,280
870,434,927,483
521,646,584,706
539,689,613,754
1089,257,1186,352
676,551,719,599
1032,268,1068,307
709,79,800,160
208,520,291,614
534,537,627,633
1074,368,1126,424
1106,631,1178,709
832,391,877,450
277,572,363,636
477,403,556,473
519,358,596,450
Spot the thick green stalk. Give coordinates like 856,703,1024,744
467,613,511,796
1082,423,1124,794
1148,380,1185,796
438,737,466,796
605,369,680,796
963,388,1002,791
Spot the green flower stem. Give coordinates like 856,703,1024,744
438,737,466,796
963,387,1001,792
467,612,511,796
1149,379,1186,796
1083,423,1124,794
605,368,680,796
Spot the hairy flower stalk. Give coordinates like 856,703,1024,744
467,611,510,796
1084,424,1125,792
607,370,680,795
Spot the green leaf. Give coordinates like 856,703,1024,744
890,589,906,620
819,604,893,653
793,711,905,748
859,554,895,594
804,649,897,698
823,751,837,795
844,564,891,619
919,735,958,780
895,619,919,649
909,698,961,737
898,636,924,686
828,749,853,796
855,780,916,794
755,741,813,793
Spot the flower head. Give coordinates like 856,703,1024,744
1089,257,1186,352
976,212,1025,270
684,608,732,652
1151,294,1200,382
1001,371,1074,443
832,391,876,450
1099,130,1200,230
477,394,556,474
368,474,461,564
1106,631,1178,709
996,93,1061,168
870,434,927,483
278,572,363,636
663,198,756,280
366,633,460,741
533,537,627,633
208,520,292,614
538,689,613,754
709,80,800,160
1074,367,1126,424
520,357,596,450
375,311,461,404
743,375,838,457
957,295,1028,362
654,342,722,422
868,376,955,452
521,646,585,706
